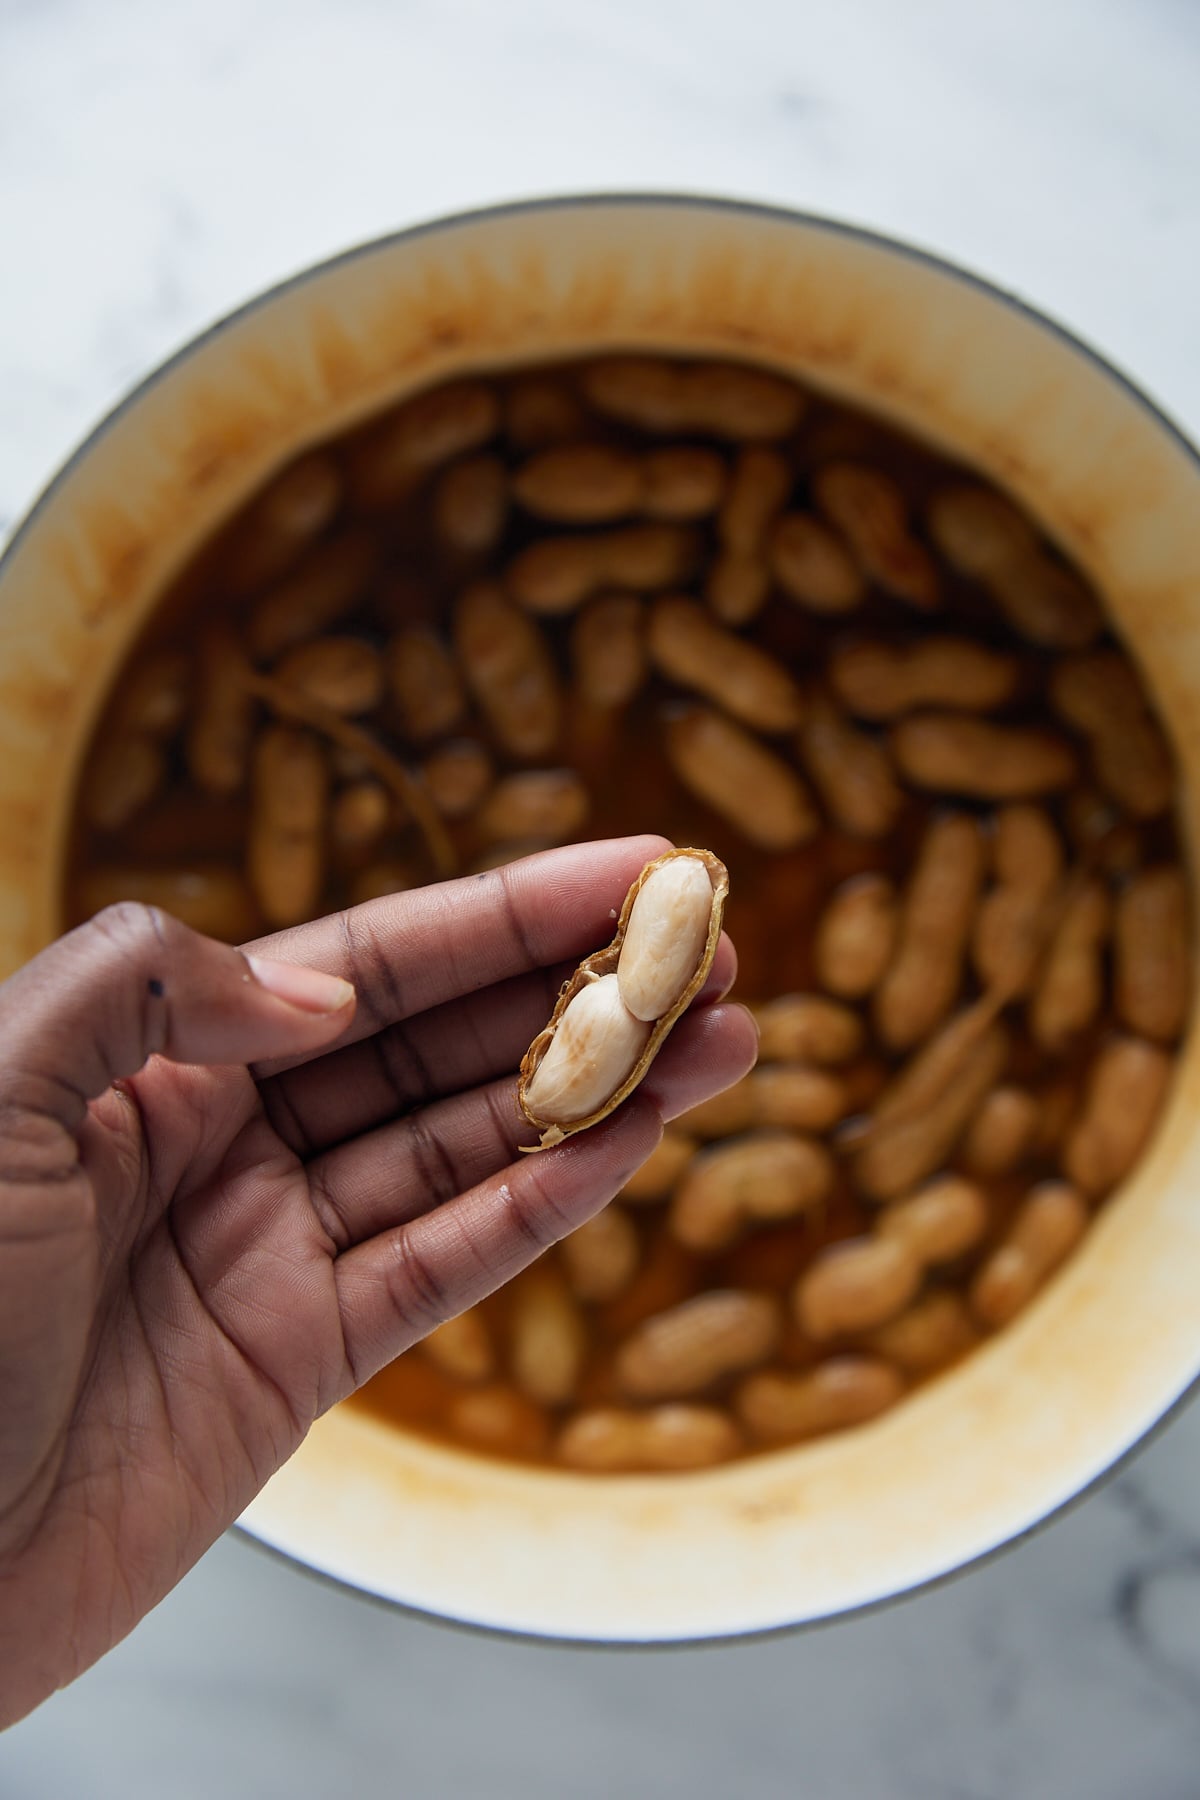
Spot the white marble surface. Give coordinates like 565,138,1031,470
3,0,1200,1792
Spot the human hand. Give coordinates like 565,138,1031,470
0,835,755,1726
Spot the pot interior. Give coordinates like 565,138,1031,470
3,199,1200,1638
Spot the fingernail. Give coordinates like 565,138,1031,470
244,955,355,1014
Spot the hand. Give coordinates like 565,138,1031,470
0,835,755,1725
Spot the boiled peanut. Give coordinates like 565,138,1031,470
473,769,589,845
876,1176,989,1265
649,595,804,733
222,452,344,595
557,1405,741,1472
875,814,985,1050
519,848,728,1147
454,582,562,758
421,1309,494,1383
522,974,651,1128
719,447,791,555
814,874,899,999
753,993,864,1064
669,1131,834,1252
81,734,166,831
274,636,385,716
681,1066,846,1139
798,695,903,839
508,1265,587,1406
349,380,500,509
865,1291,979,1374
614,1290,782,1400
504,375,588,449
736,1358,903,1443
621,1131,696,1204
1115,866,1190,1042
247,530,377,660
642,447,726,519
928,485,1102,648
432,453,509,554
75,865,259,941
330,779,393,850
705,552,771,625
186,627,256,795
570,594,647,709
973,804,1064,995
828,637,1019,720
993,803,1065,889
665,706,818,851
960,1086,1041,1177
891,715,1078,799
583,357,804,440
813,463,939,609
422,739,494,819
1029,879,1110,1051
746,1066,847,1133
507,524,698,615
448,1384,549,1459
617,852,714,1022
1063,1036,1173,1195
388,625,467,744
795,1236,922,1338
560,1207,641,1303
247,726,329,927
513,444,642,522
113,650,189,738
970,1181,1089,1328
770,513,865,614
1051,651,1173,819
852,1019,1009,1200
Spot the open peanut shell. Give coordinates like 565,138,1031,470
517,846,730,1149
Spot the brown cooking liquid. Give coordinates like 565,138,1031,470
63,354,1186,1470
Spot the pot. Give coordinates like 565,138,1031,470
3,196,1199,1641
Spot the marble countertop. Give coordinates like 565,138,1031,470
3,0,1200,1793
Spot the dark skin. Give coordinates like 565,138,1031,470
0,836,756,1727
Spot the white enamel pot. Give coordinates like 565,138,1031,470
2,197,1199,1642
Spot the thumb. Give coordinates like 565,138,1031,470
0,902,356,1135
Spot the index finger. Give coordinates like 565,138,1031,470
248,834,673,1072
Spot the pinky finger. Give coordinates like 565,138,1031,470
332,1099,663,1390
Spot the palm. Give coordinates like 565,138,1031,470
0,838,755,1725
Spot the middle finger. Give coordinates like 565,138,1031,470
305,999,757,1250
260,934,737,1156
